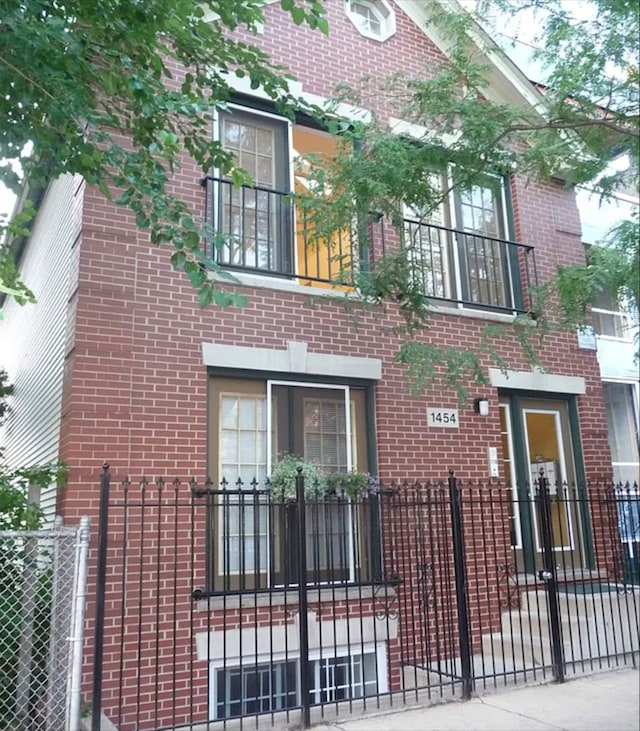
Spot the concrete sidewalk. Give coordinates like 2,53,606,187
314,669,639,731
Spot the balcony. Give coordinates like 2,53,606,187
203,176,538,315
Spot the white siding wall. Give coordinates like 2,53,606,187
0,174,83,522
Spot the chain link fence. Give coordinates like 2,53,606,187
0,520,90,731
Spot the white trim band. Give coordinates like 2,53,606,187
202,340,382,380
489,368,586,395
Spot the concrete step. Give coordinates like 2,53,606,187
481,587,640,667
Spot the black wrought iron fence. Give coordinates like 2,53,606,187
90,468,639,731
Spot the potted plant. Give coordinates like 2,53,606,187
268,455,328,502
327,471,380,499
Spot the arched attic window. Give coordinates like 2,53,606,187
345,0,396,42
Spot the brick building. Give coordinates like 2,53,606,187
1,1,624,728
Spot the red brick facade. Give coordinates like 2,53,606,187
43,2,616,726
58,3,611,517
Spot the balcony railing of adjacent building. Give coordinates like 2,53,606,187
203,176,538,315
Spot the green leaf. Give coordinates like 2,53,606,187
290,7,306,25
135,212,150,228
197,283,215,308
317,17,330,35
171,251,187,270
189,269,207,288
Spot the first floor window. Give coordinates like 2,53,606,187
208,377,375,591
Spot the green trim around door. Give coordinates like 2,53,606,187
507,393,536,574
568,397,596,569
502,390,595,574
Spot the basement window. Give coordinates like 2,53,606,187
345,0,396,42
212,647,385,719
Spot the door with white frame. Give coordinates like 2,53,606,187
501,396,587,573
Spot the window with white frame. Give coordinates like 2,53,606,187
212,646,385,719
404,178,451,301
208,377,374,591
309,650,379,703
219,393,270,574
591,288,633,339
214,660,297,719
345,0,396,42
499,402,522,548
456,181,511,308
212,106,524,311
602,381,640,485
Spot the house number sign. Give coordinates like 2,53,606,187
427,408,459,428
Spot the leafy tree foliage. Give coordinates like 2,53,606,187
295,0,638,386
0,0,328,307
477,0,639,335
1,0,637,389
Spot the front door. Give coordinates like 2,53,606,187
500,395,589,574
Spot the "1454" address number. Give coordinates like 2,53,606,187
427,408,459,428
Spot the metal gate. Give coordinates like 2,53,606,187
91,466,638,730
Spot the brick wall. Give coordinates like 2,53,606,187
52,3,614,723
58,3,611,516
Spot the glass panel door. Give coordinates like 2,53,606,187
269,382,354,584
523,407,574,552
454,178,512,309
501,395,588,573
217,109,290,272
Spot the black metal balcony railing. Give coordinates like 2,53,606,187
203,176,538,314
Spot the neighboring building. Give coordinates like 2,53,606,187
1,2,632,728
576,184,639,486
576,182,639,587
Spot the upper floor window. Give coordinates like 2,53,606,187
345,0,396,42
592,288,633,339
206,106,535,314
216,108,290,273
208,106,354,287
404,174,531,313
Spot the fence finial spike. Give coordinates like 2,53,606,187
102,462,109,472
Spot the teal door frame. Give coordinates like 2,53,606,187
503,390,595,573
